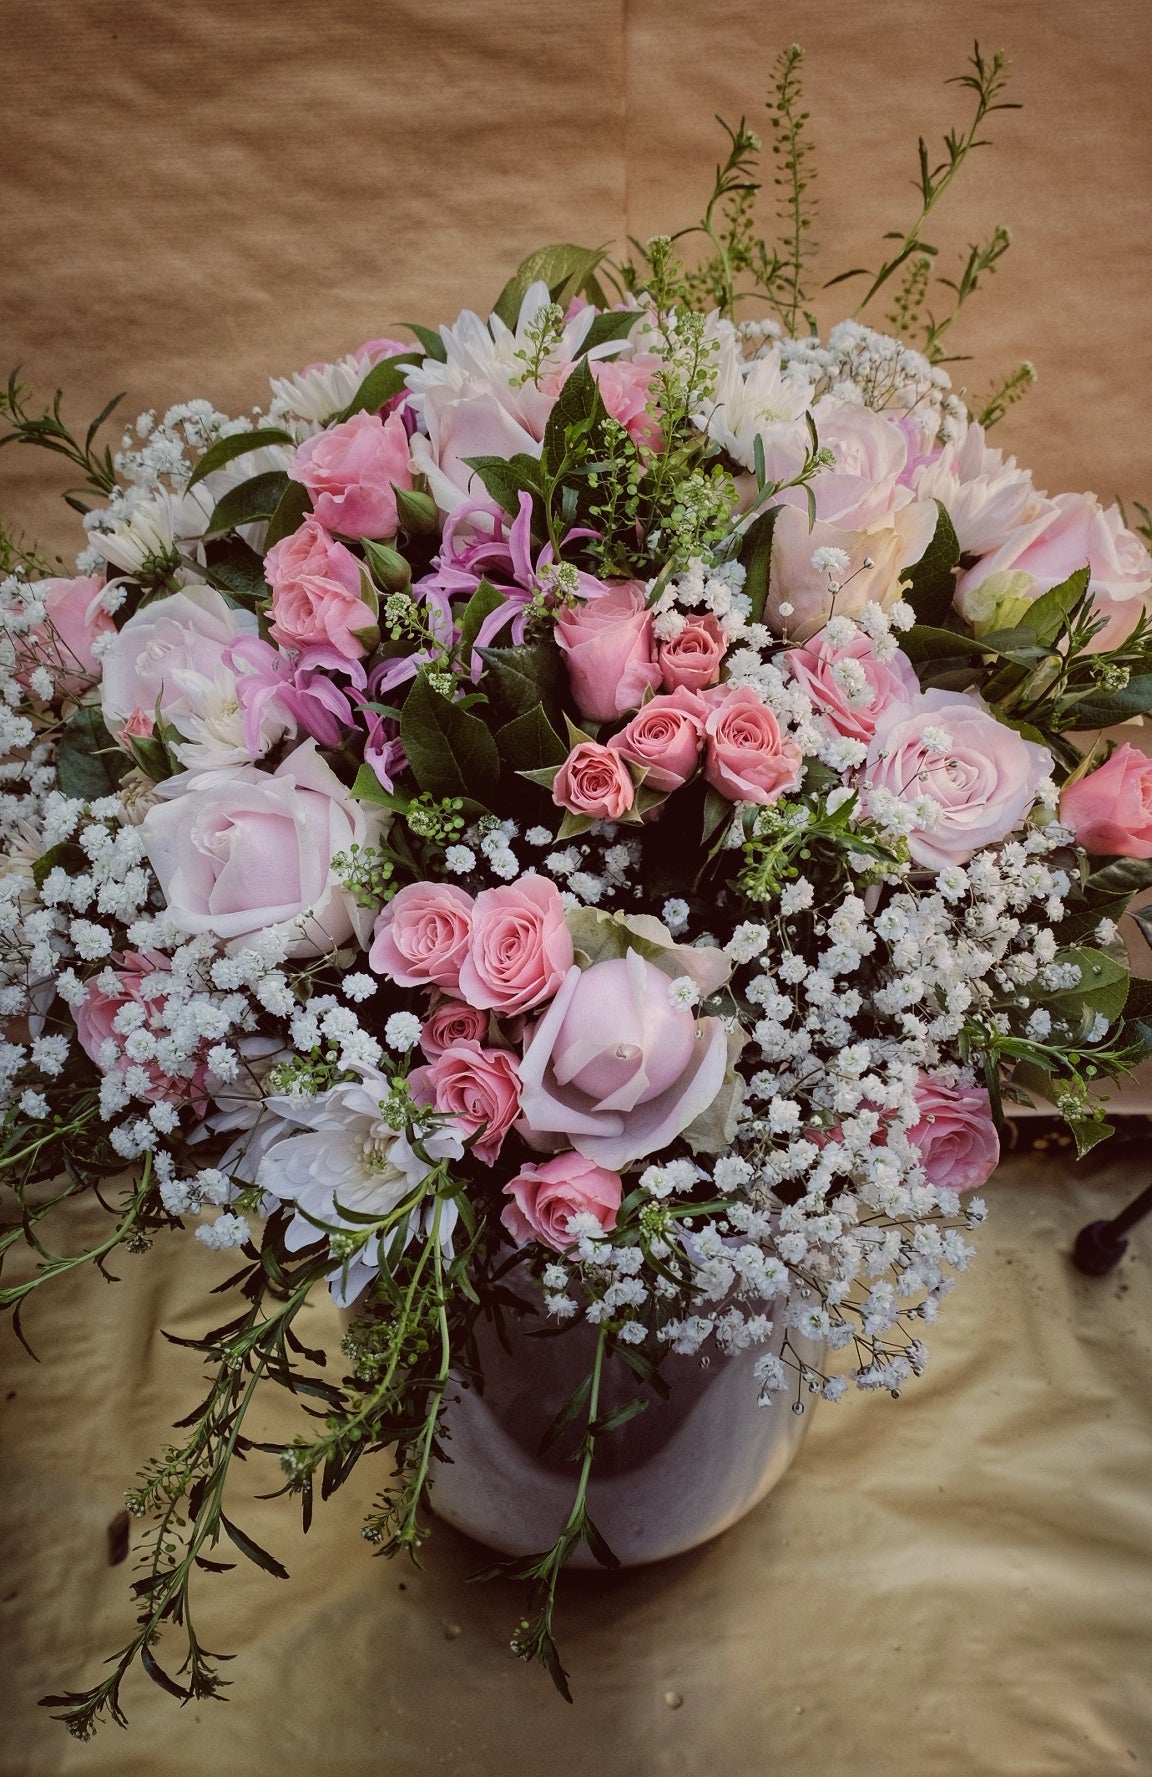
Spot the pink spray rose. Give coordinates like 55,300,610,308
369,882,474,993
589,357,661,452
289,407,414,541
658,613,727,693
554,581,661,722
24,574,113,699
955,490,1152,651
703,686,804,804
1059,742,1152,858
419,999,491,1059
863,689,1052,870
786,628,921,743
501,1152,623,1251
140,739,381,958
266,517,378,664
118,708,156,744
607,688,707,793
457,877,574,1015
553,741,636,821
909,1075,1000,1192
410,1040,521,1165
517,952,730,1171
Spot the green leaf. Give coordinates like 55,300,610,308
141,1645,191,1702
1086,857,1152,896
1068,1116,1115,1159
495,703,568,772
581,1512,622,1571
186,427,294,491
206,470,289,536
1047,945,1130,1027
477,640,568,726
263,478,312,550
55,705,130,799
738,507,779,626
901,623,987,662
1054,893,1132,947
349,764,407,810
901,501,960,625
460,452,543,520
541,356,610,479
492,243,607,331
575,310,641,355
1020,566,1090,644
203,539,270,605
1064,675,1152,727
401,322,448,362
336,353,421,422
220,1513,290,1580
400,672,500,804
1123,975,1152,1018
458,579,511,657
588,1397,649,1437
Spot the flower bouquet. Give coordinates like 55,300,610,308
3,43,1152,1736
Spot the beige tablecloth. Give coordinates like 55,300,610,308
3,3,1152,1771
2,1146,1151,1776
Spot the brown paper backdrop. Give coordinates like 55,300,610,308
3,4,1152,1773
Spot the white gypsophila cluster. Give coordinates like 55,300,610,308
739,317,968,445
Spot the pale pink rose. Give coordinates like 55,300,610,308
554,582,661,722
786,628,921,743
658,613,727,693
289,408,414,541
590,357,661,452
140,739,382,958
864,689,1052,869
266,517,377,664
767,398,912,530
955,490,1152,651
764,501,938,641
25,575,113,698
410,1040,521,1165
703,686,804,804
518,952,730,1170
74,951,207,1107
99,584,257,734
118,708,156,744
457,877,574,1015
409,385,545,518
419,999,491,1059
553,742,636,820
607,688,707,792
354,337,409,364
909,1075,999,1192
369,882,474,992
501,1151,623,1250
1060,743,1152,858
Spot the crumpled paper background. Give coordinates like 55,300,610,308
2,2,1152,1771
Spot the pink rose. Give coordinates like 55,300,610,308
955,491,1152,651
118,708,156,744
554,582,661,722
410,1040,521,1165
266,517,377,664
24,575,112,699
289,408,414,541
764,502,938,641
590,357,661,452
1060,742,1152,858
457,877,573,1015
658,613,727,693
518,952,730,1171
354,337,409,364
74,951,207,1107
909,1075,999,1192
501,1152,623,1251
786,628,921,743
864,689,1052,869
409,384,545,518
100,584,257,735
420,999,491,1059
767,399,911,530
607,688,707,793
140,739,382,958
370,882,474,993
553,742,636,820
703,686,804,805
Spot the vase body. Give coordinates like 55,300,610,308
428,1305,821,1568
